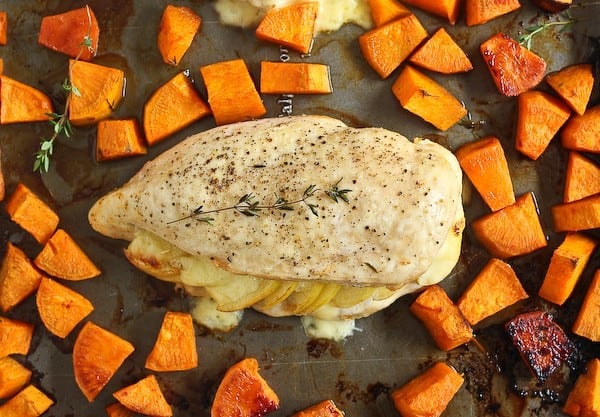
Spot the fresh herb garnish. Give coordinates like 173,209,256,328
518,12,575,50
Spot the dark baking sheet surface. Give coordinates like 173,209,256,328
0,1,599,416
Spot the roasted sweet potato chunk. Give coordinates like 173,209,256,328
0,316,33,358
0,243,44,312
531,0,572,12
0,356,32,399
113,375,172,417
255,2,318,54
400,0,461,24
0,75,53,124
408,28,473,74
105,402,136,417
552,194,600,232
96,118,147,161
291,400,344,417
563,152,600,203
505,311,574,381
0,11,7,45
563,358,600,417
465,0,521,26
560,104,600,153
145,311,198,372
158,4,201,66
0,385,53,417
572,270,600,342
545,63,593,116
5,183,59,244
260,61,332,95
368,0,410,26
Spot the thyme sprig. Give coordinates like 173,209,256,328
518,12,575,50
34,5,95,173
168,179,352,225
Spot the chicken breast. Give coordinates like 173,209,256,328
89,115,464,325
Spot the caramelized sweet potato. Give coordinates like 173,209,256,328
572,269,600,342
113,375,172,417
260,61,332,94
506,311,574,381
5,183,59,244
38,6,99,61
200,59,266,126
0,75,53,124
359,14,428,79
0,243,44,312
399,0,461,24
408,28,473,74
158,5,201,66
106,402,136,417
255,2,318,54
0,316,33,358
465,0,521,26
410,285,473,351
0,385,53,417
391,362,464,417
392,65,467,131
0,356,32,399
480,33,546,96
564,152,600,203
457,258,528,325
471,192,547,258
455,136,515,211
560,104,600,153
515,90,571,160
211,357,280,417
0,11,6,45
552,194,600,232
531,0,572,12
538,233,597,305
34,229,101,280
368,0,410,26
291,400,344,417
143,71,211,146
96,118,147,161
73,321,135,401
145,311,197,372
545,63,593,116
564,358,600,417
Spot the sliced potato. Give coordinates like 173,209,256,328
331,286,376,308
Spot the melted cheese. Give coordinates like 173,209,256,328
191,297,243,332
301,316,359,341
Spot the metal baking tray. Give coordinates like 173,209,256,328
0,1,598,416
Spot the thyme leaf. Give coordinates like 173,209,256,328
518,12,575,50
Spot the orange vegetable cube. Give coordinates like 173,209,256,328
465,0,521,26
552,194,600,232
391,362,464,417
563,358,600,417
564,152,600,203
38,6,99,61
538,233,596,305
5,183,59,244
531,0,572,12
106,402,136,417
515,90,571,160
455,136,515,211
260,61,332,95
392,65,467,131
113,375,172,417
546,63,594,116
409,28,473,74
0,243,44,312
200,59,266,126
73,321,135,401
0,356,32,399
409,285,473,351
96,118,147,161
359,14,428,79
158,5,201,66
400,0,461,24
291,400,344,417
0,75,53,124
145,311,198,372
367,0,410,26
0,58,3,75
0,11,7,45
572,270,600,342
255,2,318,54
143,71,211,146
472,192,547,258
561,104,600,153
0,385,53,417
457,258,528,325
0,316,33,358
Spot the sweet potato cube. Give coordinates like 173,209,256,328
200,59,266,126
158,5,201,66
472,192,547,258
392,65,467,131
538,233,596,305
211,357,280,417
0,11,7,45
38,6,99,61
506,311,574,381
5,183,59,244
368,0,411,26
143,71,211,146
465,0,521,26
552,194,600,232
260,61,332,95
0,316,33,358
0,243,44,312
409,28,473,74
145,311,198,372
0,75,53,124
572,270,600,342
515,90,571,160
106,402,136,417
0,385,54,417
400,0,461,24
113,375,172,417
455,136,515,211
480,33,546,96
564,152,600,203
292,400,344,417
563,358,600,417
561,105,600,153
255,2,318,54
457,258,528,325
391,362,464,417
546,64,593,116
96,118,147,161
73,321,135,401
359,14,428,79
0,356,32,399
410,285,473,351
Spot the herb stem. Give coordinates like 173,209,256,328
519,12,575,50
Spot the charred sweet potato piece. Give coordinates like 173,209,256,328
96,118,147,161
368,0,410,26
391,362,464,417
531,0,572,12
73,321,135,401
505,311,574,381
292,400,345,417
5,183,59,244
0,316,33,358
260,61,332,95
561,104,600,153
0,75,53,124
552,194,600,232
113,375,172,417
546,64,593,116
0,385,53,417
0,11,7,45
255,2,318,54
38,6,99,61
0,243,44,312
563,358,600,417
211,357,280,417
0,356,32,399
408,28,473,74
564,152,600,203
400,0,461,24
145,311,197,372
480,33,546,96
105,402,136,417
572,270,600,342
465,0,521,26
158,5,201,66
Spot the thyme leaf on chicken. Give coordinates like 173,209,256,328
518,12,575,50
